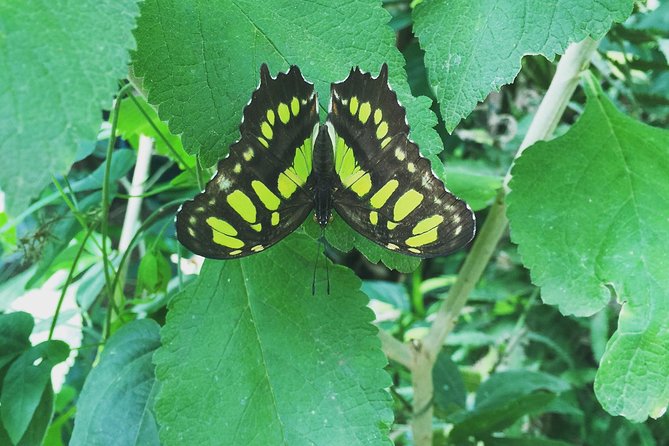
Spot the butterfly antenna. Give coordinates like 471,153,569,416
312,239,320,295
325,252,330,295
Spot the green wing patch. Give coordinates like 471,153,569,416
328,65,475,257
176,65,318,259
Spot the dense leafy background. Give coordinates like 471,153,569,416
1,0,668,445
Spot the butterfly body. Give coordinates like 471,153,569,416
176,64,475,259
312,124,336,227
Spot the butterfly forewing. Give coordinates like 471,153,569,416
328,64,475,257
176,65,318,259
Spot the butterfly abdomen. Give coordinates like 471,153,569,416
313,124,336,227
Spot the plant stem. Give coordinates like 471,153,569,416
101,83,134,338
377,37,601,445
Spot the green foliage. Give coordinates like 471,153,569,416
413,0,635,131
0,313,69,445
508,74,669,422
0,0,140,215
70,320,161,446
1,0,669,445
154,234,392,445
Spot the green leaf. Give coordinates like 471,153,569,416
507,74,669,421
70,319,161,446
0,340,69,444
432,350,466,416
69,149,137,193
413,0,634,131
137,250,171,295
450,370,568,442
27,192,103,288
475,371,570,411
0,312,34,369
362,280,410,312
116,96,195,169
154,233,393,445
14,385,55,446
306,216,421,273
0,0,141,215
133,0,443,168
484,437,574,446
446,160,503,211
132,0,456,267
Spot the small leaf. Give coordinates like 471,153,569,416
137,250,171,295
362,280,410,312
433,350,467,416
116,96,195,169
507,73,669,421
0,312,34,369
70,319,161,446
154,233,393,445
0,340,69,444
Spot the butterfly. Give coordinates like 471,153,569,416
176,64,475,259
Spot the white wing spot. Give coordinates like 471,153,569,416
386,243,399,250
453,214,461,224
218,176,232,191
407,162,416,173
454,225,462,236
394,148,406,161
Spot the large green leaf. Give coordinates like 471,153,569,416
154,234,393,445
413,0,634,131
0,0,141,215
71,319,161,446
507,74,669,422
131,0,459,270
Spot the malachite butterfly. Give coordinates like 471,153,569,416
176,64,475,259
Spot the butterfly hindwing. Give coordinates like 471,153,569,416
328,64,475,257
176,65,318,259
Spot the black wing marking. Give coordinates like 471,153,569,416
176,65,318,259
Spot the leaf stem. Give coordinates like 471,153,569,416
101,83,134,338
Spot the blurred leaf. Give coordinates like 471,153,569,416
630,2,669,34
446,159,502,211
27,192,102,288
70,320,161,446
0,0,141,215
154,234,393,445
0,312,33,369
69,149,136,193
117,96,194,169
433,350,466,416
450,371,569,443
508,74,669,421
0,340,69,444
136,250,171,295
362,280,410,312
14,385,54,446
413,0,634,131
475,370,570,411
485,437,574,446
